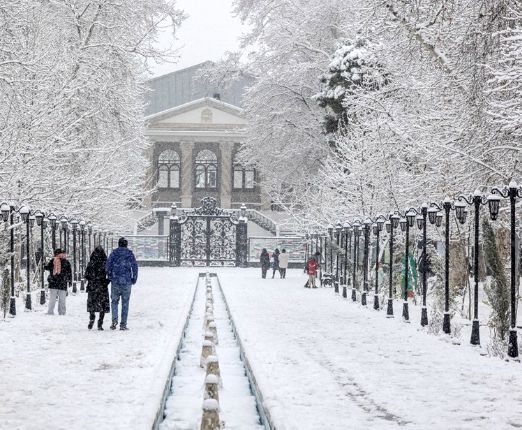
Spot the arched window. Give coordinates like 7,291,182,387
195,149,218,189
233,154,255,189
157,150,180,189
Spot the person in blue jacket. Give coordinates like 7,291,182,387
106,237,138,330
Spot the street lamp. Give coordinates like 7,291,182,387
71,219,78,294
48,213,57,250
351,220,361,301
60,216,68,253
342,222,351,298
489,181,521,358
1,203,16,316
361,219,371,306
397,210,415,322
34,211,46,305
19,206,31,311
385,213,400,317
87,223,93,255
416,204,429,326
79,221,86,292
334,222,342,294
430,197,454,334
372,216,385,310
458,190,487,345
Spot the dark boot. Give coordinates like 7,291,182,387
88,312,95,330
98,312,105,330
110,319,117,330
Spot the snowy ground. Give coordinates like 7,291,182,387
3,266,522,429
0,267,201,430
218,268,522,430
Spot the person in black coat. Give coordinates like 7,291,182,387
85,246,110,330
45,248,72,315
260,248,270,279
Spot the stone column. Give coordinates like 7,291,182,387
179,141,193,208
220,141,234,209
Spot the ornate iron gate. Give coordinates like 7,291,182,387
169,197,248,267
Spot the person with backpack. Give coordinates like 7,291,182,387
305,251,321,288
279,249,289,279
85,246,110,330
260,248,270,279
45,248,72,315
106,238,138,331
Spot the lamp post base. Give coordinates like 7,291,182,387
373,294,379,310
386,298,393,317
334,281,339,294
72,282,77,294
421,306,428,327
470,319,480,345
9,297,16,316
342,285,347,299
508,328,519,358
80,279,85,292
25,292,32,311
40,289,46,305
443,312,451,334
361,292,367,306
402,301,409,321
351,288,357,302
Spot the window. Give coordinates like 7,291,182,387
157,150,180,189
233,154,255,189
195,149,218,189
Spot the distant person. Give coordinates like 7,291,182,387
279,249,289,279
106,238,138,330
305,251,321,288
85,246,110,330
45,248,72,315
272,248,280,278
260,248,270,279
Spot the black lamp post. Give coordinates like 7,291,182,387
489,181,520,358
79,220,86,292
385,213,400,317
361,219,371,306
372,216,385,310
87,223,92,255
60,217,68,253
328,224,334,276
71,219,78,294
351,220,361,301
457,191,485,345
342,222,351,298
34,211,46,305
430,198,453,334
48,213,57,250
19,206,31,311
416,204,429,327
334,222,342,294
398,209,416,322
0,203,15,316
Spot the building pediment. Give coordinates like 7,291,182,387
145,97,246,128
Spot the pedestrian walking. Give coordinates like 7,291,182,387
279,249,289,279
305,251,321,288
260,248,270,279
85,246,110,330
272,248,280,278
106,237,138,331
44,249,72,315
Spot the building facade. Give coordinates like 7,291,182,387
144,62,268,210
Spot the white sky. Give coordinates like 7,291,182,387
150,0,245,78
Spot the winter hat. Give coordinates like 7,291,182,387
118,237,128,248
54,248,63,256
